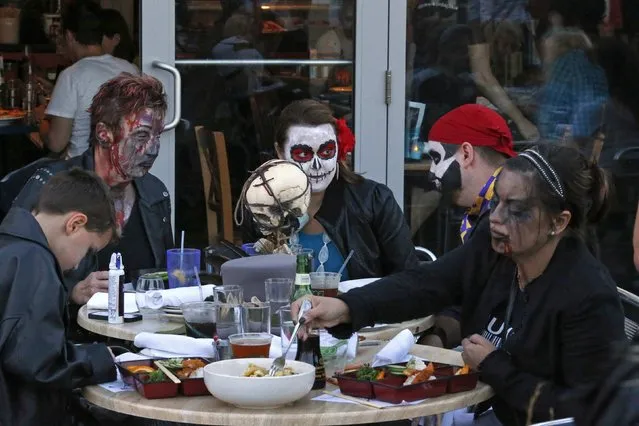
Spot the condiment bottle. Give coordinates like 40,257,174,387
108,253,125,324
291,251,312,303
295,329,326,389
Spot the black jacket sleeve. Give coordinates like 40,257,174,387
371,184,419,274
332,219,494,338
2,252,116,389
479,286,626,418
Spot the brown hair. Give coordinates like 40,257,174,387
34,168,118,240
274,99,363,185
504,143,610,241
474,146,509,168
89,73,167,144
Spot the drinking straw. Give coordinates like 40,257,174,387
179,230,185,271
337,250,355,276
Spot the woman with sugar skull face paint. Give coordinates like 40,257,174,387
243,99,418,279
291,143,625,426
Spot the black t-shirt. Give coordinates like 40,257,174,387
97,199,155,282
480,283,528,351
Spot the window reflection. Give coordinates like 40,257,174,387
405,0,639,294
174,0,355,253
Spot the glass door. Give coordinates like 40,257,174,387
141,0,394,249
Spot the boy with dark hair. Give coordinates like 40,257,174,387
0,168,117,426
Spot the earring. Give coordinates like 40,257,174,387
336,163,340,181
549,230,556,236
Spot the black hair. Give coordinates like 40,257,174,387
535,0,605,40
596,38,639,124
34,168,117,238
62,0,104,46
100,8,137,63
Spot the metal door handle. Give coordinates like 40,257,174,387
152,61,182,131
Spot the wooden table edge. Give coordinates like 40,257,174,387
82,383,493,425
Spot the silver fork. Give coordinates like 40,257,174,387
268,299,311,376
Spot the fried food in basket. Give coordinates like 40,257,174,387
455,364,470,375
404,362,435,386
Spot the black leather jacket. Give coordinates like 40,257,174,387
0,208,116,426
246,177,418,279
8,149,174,292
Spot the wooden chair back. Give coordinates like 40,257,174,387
249,90,281,162
195,126,234,244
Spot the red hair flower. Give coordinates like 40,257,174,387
335,118,355,161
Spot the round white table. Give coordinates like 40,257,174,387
77,306,185,341
83,345,493,425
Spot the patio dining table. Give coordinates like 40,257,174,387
82,344,493,425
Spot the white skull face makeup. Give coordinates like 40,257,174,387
426,141,462,201
284,124,338,193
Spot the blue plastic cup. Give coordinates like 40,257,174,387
166,248,201,289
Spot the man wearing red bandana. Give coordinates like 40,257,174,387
421,104,516,349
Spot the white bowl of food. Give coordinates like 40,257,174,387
203,358,315,409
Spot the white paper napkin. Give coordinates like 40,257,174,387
86,292,138,313
147,284,216,307
133,332,217,358
115,352,149,363
371,329,415,367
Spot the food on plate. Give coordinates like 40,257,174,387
455,364,470,375
355,364,380,381
157,358,207,379
126,365,155,374
402,357,427,376
0,108,25,119
145,370,167,383
242,363,295,377
403,362,435,386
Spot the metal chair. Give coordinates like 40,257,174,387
415,246,437,262
618,287,639,341
531,419,575,426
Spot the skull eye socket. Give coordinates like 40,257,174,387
290,145,314,163
317,141,337,160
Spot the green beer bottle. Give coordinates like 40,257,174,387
291,252,312,303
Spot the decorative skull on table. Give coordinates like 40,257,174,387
235,159,311,254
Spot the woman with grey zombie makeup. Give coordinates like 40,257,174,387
292,143,625,426
246,99,418,279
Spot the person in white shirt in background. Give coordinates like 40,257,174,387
38,0,138,159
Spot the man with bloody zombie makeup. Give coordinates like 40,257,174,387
420,104,516,349
8,73,172,308
246,99,418,278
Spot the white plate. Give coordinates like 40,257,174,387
338,278,379,294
